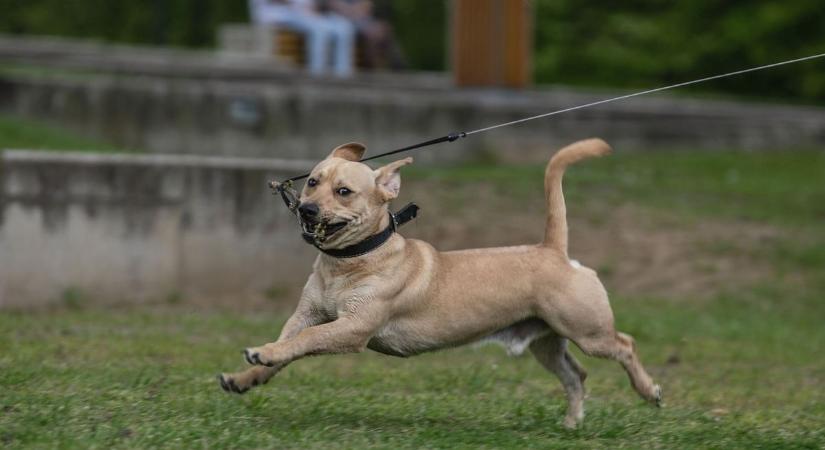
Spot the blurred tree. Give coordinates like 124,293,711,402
385,0,447,71
533,0,825,101
0,0,247,47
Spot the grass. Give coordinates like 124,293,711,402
1,291,823,449
2,148,825,448
409,149,825,225
0,114,126,153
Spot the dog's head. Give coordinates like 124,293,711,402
297,142,412,249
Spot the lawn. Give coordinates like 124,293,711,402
1,295,823,449
0,113,126,153
2,147,825,448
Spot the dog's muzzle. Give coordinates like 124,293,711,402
298,211,349,245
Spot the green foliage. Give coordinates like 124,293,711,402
60,287,87,310
533,0,825,101
1,1,823,100
0,0,248,47
385,0,447,71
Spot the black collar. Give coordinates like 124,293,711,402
309,203,419,259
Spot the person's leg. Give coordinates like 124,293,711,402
300,15,333,76
264,8,330,76
323,14,355,77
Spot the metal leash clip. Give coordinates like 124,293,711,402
269,180,300,215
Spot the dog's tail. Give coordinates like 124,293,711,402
541,138,612,256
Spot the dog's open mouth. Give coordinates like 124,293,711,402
301,219,349,243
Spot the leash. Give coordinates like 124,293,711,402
271,51,825,231
273,51,825,191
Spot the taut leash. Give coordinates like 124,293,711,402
271,51,825,213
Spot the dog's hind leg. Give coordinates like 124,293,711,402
564,350,588,384
574,331,662,406
529,333,587,429
535,272,661,407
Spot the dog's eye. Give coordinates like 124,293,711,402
336,187,352,196
307,178,318,187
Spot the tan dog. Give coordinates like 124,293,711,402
218,138,662,428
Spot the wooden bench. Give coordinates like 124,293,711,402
218,23,366,69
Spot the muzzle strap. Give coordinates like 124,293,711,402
270,180,300,215
316,203,419,259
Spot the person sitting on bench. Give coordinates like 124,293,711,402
329,0,407,70
248,0,356,77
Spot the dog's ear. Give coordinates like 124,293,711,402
374,157,413,201
329,142,366,161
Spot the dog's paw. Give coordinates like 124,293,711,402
217,373,250,394
562,415,581,430
243,347,275,367
652,384,663,408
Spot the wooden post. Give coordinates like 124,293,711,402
450,0,533,88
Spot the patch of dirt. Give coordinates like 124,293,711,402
568,206,783,299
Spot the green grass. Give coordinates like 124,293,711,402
2,149,825,448
0,291,823,449
409,149,825,225
0,114,126,153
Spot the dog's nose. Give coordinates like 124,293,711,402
298,203,319,219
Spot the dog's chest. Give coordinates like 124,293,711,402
317,288,343,320
317,276,371,320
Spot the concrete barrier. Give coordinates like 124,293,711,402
2,33,824,161
4,72,825,166
0,150,318,309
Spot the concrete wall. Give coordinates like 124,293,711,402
0,150,318,309
3,72,825,165
2,34,825,162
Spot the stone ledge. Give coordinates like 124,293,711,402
2,149,317,172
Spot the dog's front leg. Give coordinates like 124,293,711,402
219,278,329,394
218,308,327,393
243,305,388,368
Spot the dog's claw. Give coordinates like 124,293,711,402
653,384,663,408
230,378,247,394
218,373,248,394
217,374,230,392
243,348,272,366
243,349,256,365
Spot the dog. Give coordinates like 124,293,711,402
218,138,662,428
